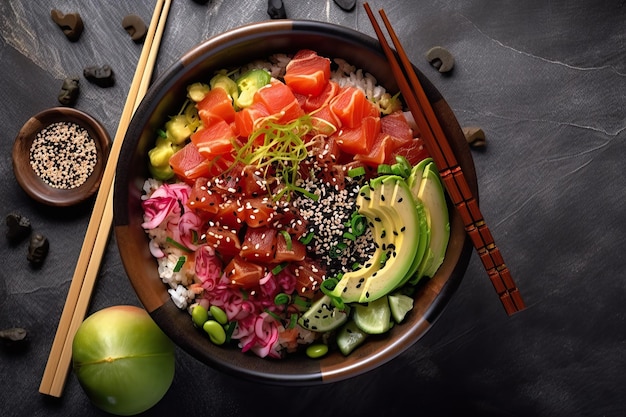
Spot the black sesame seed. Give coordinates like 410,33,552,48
29,121,97,189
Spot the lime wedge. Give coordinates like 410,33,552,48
352,296,392,334
388,293,414,323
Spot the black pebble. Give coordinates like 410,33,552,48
83,65,115,88
5,212,31,244
333,0,356,12
122,14,147,43
57,77,80,106
0,328,29,352
27,233,49,266
268,0,287,19
50,9,84,42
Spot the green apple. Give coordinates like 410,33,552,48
72,305,175,416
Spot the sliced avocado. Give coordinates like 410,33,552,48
332,175,421,304
330,179,392,302
416,162,450,278
331,175,421,304
358,176,421,303
298,294,350,332
336,320,368,356
396,193,430,289
407,157,433,194
396,159,434,288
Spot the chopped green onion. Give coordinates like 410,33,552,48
299,231,315,245
274,293,291,305
352,261,361,270
391,155,412,178
293,296,311,309
351,213,367,236
224,321,236,343
343,232,356,241
319,278,345,309
377,164,392,175
191,229,205,245
165,237,193,253
271,262,288,275
331,295,345,310
329,242,347,258
320,277,338,294
157,128,167,138
279,230,292,251
348,166,366,178
288,313,298,329
173,256,186,272
264,308,282,322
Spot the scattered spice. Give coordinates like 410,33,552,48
29,121,98,189
58,77,80,106
5,212,31,244
50,9,84,42
27,233,49,266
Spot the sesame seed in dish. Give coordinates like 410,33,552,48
29,121,98,189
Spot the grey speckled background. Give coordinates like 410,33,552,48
1,1,625,416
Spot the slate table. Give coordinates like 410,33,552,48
1,1,625,416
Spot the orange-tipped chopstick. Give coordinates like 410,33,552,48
364,3,525,315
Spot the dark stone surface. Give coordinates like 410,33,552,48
1,0,624,416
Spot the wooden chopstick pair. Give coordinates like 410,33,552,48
363,3,526,315
39,0,172,397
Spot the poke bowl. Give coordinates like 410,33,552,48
113,20,477,385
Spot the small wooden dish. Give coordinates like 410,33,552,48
12,107,111,207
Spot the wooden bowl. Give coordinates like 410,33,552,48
113,20,477,385
12,107,111,207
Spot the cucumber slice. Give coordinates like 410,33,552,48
352,296,392,335
336,320,368,356
388,293,414,323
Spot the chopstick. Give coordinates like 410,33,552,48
39,0,172,397
363,3,526,315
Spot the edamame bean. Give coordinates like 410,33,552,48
191,305,209,328
203,320,226,345
306,343,328,359
209,305,228,325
